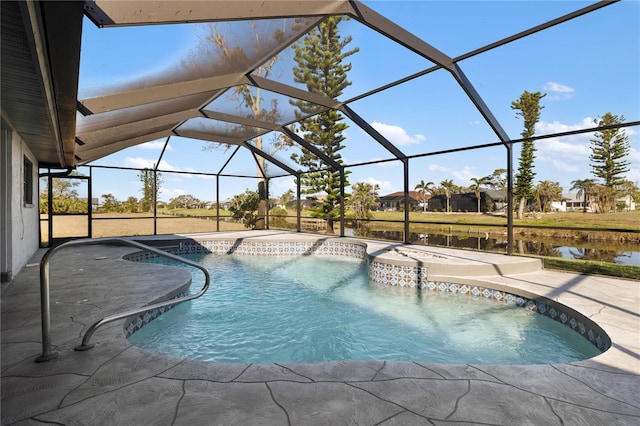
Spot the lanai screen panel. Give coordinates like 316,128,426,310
329,113,405,165
158,137,236,176
203,85,324,127
258,12,437,102
176,117,269,145
348,70,501,158
368,1,597,59
245,131,303,178
78,16,315,98
76,7,326,166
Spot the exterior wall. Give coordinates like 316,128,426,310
0,123,40,282
616,194,636,211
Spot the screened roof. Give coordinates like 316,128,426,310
2,1,637,182
72,0,627,178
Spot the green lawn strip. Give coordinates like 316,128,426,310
520,254,640,280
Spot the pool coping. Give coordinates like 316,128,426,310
2,231,639,425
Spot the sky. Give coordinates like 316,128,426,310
77,0,639,203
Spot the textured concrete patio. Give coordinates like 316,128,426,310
2,231,639,425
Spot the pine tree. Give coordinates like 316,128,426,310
290,16,358,233
512,91,545,219
138,168,163,213
589,112,630,188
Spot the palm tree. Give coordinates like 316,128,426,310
440,179,455,213
570,178,595,212
483,168,507,191
535,180,562,212
414,180,434,212
279,189,294,210
469,177,487,213
349,182,380,236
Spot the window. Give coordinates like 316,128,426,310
23,156,33,206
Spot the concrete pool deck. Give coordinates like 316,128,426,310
1,231,639,425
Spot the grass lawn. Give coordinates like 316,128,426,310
42,209,639,279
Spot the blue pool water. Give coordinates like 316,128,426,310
128,253,601,364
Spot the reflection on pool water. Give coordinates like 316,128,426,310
128,253,601,364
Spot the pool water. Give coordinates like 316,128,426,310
128,253,601,364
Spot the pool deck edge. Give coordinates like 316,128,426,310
2,232,639,425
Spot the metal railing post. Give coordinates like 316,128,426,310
36,237,211,362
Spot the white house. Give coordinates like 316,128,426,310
551,193,586,212
616,194,636,211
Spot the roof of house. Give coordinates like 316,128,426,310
379,191,421,202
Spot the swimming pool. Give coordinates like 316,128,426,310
128,251,601,364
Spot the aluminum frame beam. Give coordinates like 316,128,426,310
347,1,453,71
79,74,247,114
202,110,281,132
280,127,342,171
248,75,342,110
76,129,173,164
77,109,198,145
84,1,352,27
242,142,299,176
340,104,406,160
450,64,511,144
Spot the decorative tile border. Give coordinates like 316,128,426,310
124,237,610,353
124,290,187,338
392,280,610,353
369,260,428,288
124,239,367,261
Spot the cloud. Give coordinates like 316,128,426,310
161,188,188,198
123,157,160,169
138,140,172,150
123,157,214,180
426,164,477,184
544,81,574,94
452,166,476,183
354,158,402,168
371,121,425,146
428,164,449,173
543,81,575,100
535,118,594,160
361,177,394,193
550,159,579,173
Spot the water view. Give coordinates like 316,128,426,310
368,230,640,266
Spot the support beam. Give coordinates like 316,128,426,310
248,75,342,110
78,109,197,145
450,64,511,144
76,129,176,164
506,143,514,255
217,145,241,176
242,142,299,176
403,159,409,244
175,129,243,146
155,136,171,171
340,105,406,160
280,127,342,170
296,180,302,232
340,168,345,237
85,1,351,27
348,1,453,71
79,75,246,114
77,93,212,134
202,110,281,132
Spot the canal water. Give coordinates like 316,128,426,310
367,230,640,266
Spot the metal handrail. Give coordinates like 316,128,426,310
36,237,211,362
